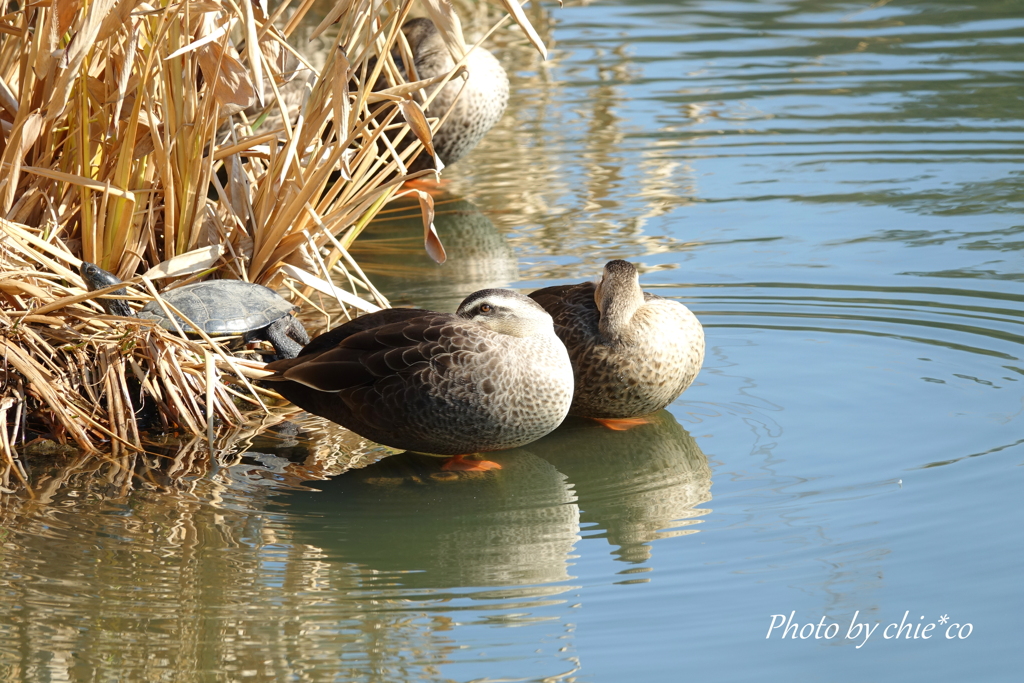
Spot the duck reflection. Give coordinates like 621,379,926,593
350,193,518,311
531,412,712,564
279,450,579,589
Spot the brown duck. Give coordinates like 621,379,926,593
529,260,705,428
264,289,574,469
400,17,509,172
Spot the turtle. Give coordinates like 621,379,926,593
79,262,309,360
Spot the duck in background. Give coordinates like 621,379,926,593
530,260,705,429
399,17,510,173
263,289,574,471
248,17,508,175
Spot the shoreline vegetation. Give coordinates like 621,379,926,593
0,0,544,495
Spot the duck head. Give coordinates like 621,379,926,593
456,289,556,338
594,259,646,342
402,17,449,68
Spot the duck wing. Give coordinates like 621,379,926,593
529,281,601,345
264,308,505,451
263,309,458,394
294,308,431,357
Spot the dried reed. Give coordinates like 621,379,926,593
0,0,546,493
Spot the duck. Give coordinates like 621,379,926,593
249,18,507,175
397,17,510,173
263,289,574,470
529,260,705,428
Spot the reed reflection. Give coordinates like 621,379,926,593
531,412,712,565
350,193,518,311
0,481,467,681
280,450,579,590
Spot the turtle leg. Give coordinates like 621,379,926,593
250,315,308,361
285,314,310,346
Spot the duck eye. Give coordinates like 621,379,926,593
479,303,493,313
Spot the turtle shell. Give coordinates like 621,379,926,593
137,280,296,335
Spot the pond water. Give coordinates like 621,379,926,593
3,0,1024,680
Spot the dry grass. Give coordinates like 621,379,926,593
0,0,546,494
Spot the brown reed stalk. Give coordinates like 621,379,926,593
0,0,547,492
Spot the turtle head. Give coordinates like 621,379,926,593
79,262,134,317
79,262,124,291
457,289,555,338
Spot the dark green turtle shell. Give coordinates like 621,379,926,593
138,280,297,335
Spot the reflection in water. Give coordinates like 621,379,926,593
0,419,480,680
278,412,711,587
0,436,587,677
350,193,518,310
0,487,453,680
280,451,579,590
0,445,574,680
5,411,378,504
532,413,712,565
0,412,717,677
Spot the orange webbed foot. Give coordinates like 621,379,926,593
592,417,654,431
441,454,503,471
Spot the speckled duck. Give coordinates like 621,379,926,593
529,260,705,425
400,17,510,171
264,289,574,469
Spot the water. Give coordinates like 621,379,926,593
3,0,1024,680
